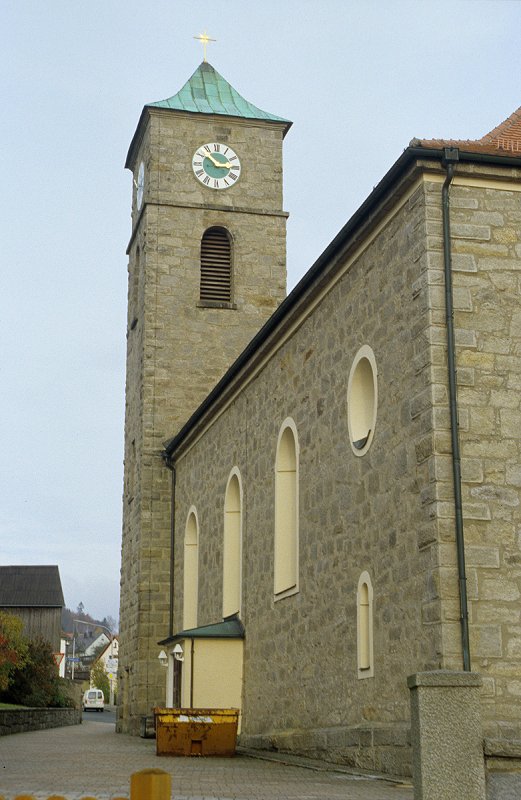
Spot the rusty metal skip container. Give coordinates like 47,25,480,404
154,708,239,756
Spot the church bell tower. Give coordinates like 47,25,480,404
118,61,291,733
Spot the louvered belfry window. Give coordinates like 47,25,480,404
200,227,232,304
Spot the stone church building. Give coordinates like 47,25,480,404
118,60,521,794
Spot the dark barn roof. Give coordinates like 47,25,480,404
0,565,64,608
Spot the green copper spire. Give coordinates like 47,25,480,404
147,62,291,131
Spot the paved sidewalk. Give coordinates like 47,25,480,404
0,719,413,800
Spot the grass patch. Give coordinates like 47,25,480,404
0,702,27,709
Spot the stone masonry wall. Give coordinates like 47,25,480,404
172,174,440,775
118,109,288,733
0,707,81,736
421,164,521,741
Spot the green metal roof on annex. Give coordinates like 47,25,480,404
147,61,291,133
158,615,245,646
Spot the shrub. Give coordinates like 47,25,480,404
0,612,29,692
1,636,74,708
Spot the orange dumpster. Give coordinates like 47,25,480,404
154,708,239,756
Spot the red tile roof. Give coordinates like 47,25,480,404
416,106,521,155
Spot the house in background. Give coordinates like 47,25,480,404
93,636,119,704
97,635,119,665
71,630,119,702
74,631,118,672
0,565,64,652
76,630,111,659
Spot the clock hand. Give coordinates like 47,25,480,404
204,152,232,169
204,152,221,167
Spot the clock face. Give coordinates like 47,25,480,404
136,161,145,210
192,143,241,190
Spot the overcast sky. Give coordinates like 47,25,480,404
2,0,520,623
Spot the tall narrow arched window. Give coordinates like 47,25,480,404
274,419,299,598
200,226,232,305
357,571,374,678
223,469,242,618
183,509,199,630
128,245,139,331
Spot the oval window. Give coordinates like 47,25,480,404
347,345,377,456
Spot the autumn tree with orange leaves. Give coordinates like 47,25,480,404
0,611,29,692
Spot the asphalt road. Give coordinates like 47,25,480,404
82,706,116,724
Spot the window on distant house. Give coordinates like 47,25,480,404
274,419,299,599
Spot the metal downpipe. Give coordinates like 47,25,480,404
164,457,176,639
441,148,471,671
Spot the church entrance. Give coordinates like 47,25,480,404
172,657,182,707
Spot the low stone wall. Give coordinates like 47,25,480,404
239,722,412,777
0,707,82,736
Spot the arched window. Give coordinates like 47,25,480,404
200,226,232,305
223,469,242,617
274,419,299,598
183,509,199,630
357,571,374,678
128,245,139,331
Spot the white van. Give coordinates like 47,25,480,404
83,688,104,712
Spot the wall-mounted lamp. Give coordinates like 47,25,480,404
158,649,168,667
172,643,184,662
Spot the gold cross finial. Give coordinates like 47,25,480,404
193,30,216,63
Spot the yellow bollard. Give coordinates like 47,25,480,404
130,768,171,800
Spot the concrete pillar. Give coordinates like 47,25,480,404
408,671,485,800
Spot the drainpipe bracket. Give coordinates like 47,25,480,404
442,146,460,165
